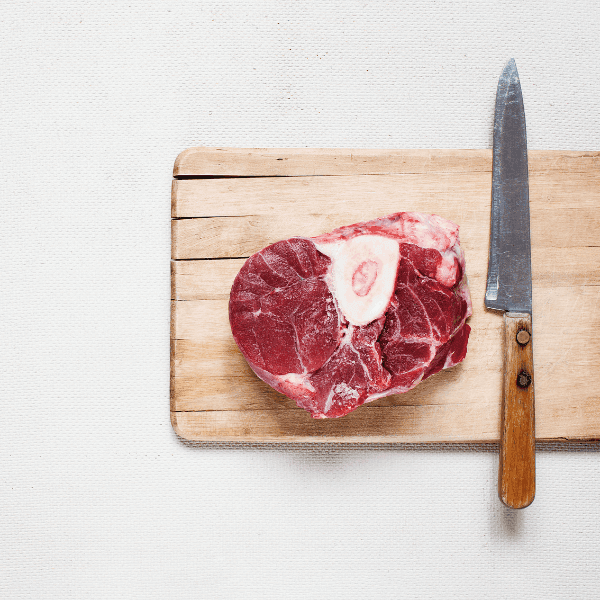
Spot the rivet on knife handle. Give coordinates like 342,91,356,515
499,313,535,508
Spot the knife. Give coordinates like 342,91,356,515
485,59,535,509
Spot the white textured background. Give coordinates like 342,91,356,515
2,1,600,598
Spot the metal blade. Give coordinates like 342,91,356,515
485,59,532,314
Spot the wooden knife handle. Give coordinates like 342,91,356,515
499,312,535,509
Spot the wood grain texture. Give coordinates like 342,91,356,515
499,314,535,509
172,170,600,218
170,148,600,443
173,148,600,177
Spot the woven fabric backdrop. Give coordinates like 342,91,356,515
2,1,600,598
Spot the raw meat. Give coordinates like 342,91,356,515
229,212,472,418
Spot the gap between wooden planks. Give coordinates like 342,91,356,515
171,148,600,443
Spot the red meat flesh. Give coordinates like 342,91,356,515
229,212,472,418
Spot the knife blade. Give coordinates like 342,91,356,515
485,59,535,509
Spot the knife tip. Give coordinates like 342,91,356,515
503,57,518,76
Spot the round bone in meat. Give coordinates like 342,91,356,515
314,234,400,326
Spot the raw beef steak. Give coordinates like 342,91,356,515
229,212,472,418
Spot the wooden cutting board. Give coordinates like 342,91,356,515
171,148,600,443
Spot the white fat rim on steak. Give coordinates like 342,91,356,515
314,234,401,326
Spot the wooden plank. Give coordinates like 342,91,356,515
172,207,600,259
171,396,600,442
174,148,493,177
174,148,600,177
172,172,491,218
170,148,600,442
170,404,500,443
172,171,600,217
